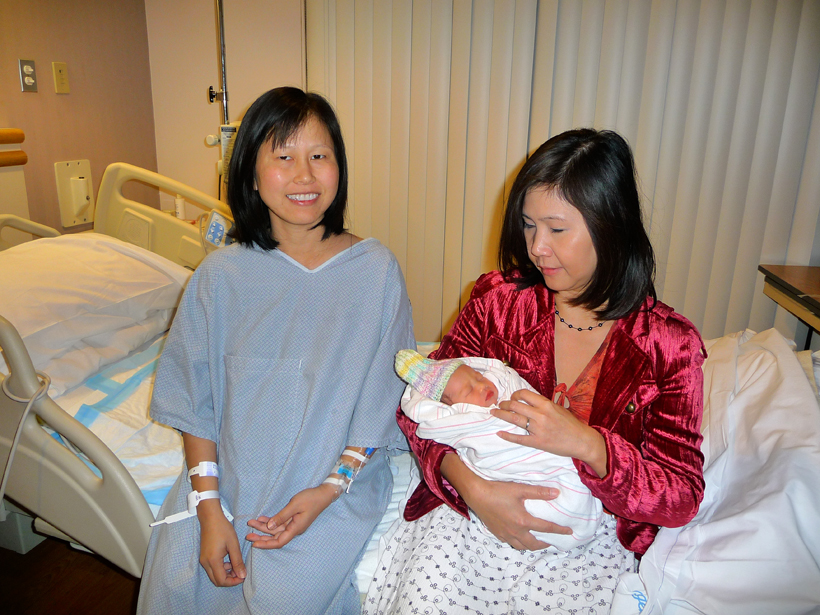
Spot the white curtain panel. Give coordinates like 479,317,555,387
306,0,820,343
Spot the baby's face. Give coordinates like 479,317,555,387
441,365,499,407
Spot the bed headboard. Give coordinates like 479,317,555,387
94,162,233,269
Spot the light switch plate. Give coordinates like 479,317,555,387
52,62,69,94
19,59,37,92
55,160,95,227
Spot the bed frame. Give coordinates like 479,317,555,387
0,163,231,577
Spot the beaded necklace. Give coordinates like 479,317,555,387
554,307,604,332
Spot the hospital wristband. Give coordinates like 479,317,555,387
187,461,220,482
149,490,234,527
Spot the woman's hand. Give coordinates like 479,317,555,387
493,389,608,478
246,484,337,549
440,453,571,551
182,432,245,586
197,499,246,587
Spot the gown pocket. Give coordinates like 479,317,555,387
220,356,308,474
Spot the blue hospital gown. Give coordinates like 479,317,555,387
137,238,415,615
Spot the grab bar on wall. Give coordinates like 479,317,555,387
0,129,27,168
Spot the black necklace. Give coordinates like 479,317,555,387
555,307,604,332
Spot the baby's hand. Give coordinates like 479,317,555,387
246,484,338,549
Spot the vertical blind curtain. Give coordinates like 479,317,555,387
306,0,820,343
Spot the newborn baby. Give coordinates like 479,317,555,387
395,349,603,551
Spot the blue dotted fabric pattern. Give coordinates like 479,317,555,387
138,238,415,614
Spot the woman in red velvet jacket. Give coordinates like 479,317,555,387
364,129,705,615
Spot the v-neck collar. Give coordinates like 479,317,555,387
555,324,615,393
271,237,375,273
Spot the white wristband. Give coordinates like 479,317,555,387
187,489,221,513
187,461,220,482
342,450,368,463
149,489,234,527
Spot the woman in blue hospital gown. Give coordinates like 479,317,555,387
137,87,414,615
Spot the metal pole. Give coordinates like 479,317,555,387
216,0,229,124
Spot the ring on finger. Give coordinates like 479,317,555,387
525,418,530,432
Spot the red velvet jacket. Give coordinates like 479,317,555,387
399,271,706,555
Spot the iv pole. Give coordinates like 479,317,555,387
206,0,239,197
208,0,229,124
198,0,235,243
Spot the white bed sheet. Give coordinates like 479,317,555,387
612,329,820,615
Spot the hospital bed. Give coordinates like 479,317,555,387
0,162,228,579
1,163,819,612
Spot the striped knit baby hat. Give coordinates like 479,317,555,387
394,349,464,402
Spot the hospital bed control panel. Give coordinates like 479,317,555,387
204,210,234,248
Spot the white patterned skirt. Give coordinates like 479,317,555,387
363,505,635,615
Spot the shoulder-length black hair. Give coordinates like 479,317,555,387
498,128,656,320
226,86,348,250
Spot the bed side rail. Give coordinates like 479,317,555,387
0,315,153,577
93,162,233,269
0,214,61,251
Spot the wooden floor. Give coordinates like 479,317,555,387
0,537,140,615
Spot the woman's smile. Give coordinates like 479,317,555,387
538,265,563,276
286,192,320,203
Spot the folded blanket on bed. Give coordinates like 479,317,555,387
0,234,191,396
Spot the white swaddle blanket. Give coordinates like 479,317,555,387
401,356,603,551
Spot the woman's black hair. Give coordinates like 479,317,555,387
226,86,348,249
498,128,656,320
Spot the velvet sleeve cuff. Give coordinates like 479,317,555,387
572,426,615,489
398,407,470,520
574,425,703,527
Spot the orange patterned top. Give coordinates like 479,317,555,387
553,329,613,424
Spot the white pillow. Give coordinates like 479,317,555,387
0,234,191,396
626,329,820,615
700,330,752,469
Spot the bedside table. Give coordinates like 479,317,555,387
758,264,820,350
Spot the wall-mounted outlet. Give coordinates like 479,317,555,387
19,59,37,92
55,160,95,227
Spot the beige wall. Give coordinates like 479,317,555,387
145,0,305,210
0,0,158,232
